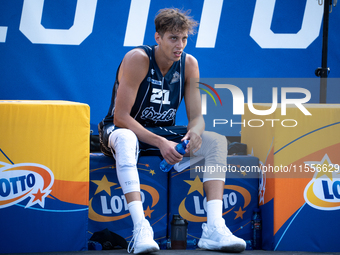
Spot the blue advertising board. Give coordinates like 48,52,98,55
168,155,259,242
0,0,339,136
89,153,168,243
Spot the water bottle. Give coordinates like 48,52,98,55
160,140,189,172
170,214,188,249
251,208,262,250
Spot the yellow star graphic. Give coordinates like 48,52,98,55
184,175,204,196
305,154,335,181
315,159,334,181
91,175,117,196
144,206,154,218
149,170,156,176
234,207,246,220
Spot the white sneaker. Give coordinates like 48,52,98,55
127,219,160,254
198,218,246,252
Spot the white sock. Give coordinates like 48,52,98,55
207,199,223,228
128,200,145,228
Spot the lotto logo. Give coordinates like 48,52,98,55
0,161,54,209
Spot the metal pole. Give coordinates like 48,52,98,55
315,0,331,103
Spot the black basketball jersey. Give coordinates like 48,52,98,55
101,45,186,128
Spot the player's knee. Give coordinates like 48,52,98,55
111,128,137,145
203,131,228,155
110,129,138,168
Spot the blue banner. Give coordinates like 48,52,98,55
1,0,339,135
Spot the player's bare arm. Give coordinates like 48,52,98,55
183,53,205,153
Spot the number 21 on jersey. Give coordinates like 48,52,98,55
150,88,170,105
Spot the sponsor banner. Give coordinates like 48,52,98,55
169,156,259,242
190,78,340,136
241,103,340,252
0,101,90,253
88,153,168,243
1,0,339,135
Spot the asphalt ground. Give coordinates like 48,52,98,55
3,249,340,255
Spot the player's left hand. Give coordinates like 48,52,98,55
182,130,202,154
